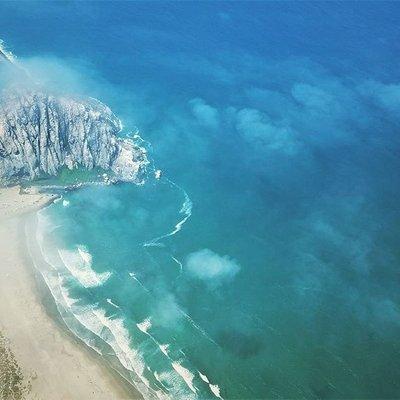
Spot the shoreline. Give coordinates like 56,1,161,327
0,185,59,222
0,187,142,399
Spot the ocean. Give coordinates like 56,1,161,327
2,1,400,398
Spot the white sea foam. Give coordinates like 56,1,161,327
209,383,223,399
58,245,112,288
107,298,120,309
129,270,215,354
198,371,224,398
36,210,54,244
70,305,157,396
46,276,162,399
167,189,192,237
154,389,169,400
171,256,183,273
0,39,16,63
137,318,152,334
128,272,149,292
33,214,154,397
0,39,31,78
171,362,197,394
143,242,165,248
27,244,104,358
129,268,215,353
77,245,92,264
154,370,197,400
62,199,70,207
35,212,63,271
181,310,218,347
54,197,63,204
159,344,170,357
29,172,203,400
59,277,78,308
51,285,101,355
32,184,209,400
153,371,170,393
135,320,199,398
131,129,150,149
143,181,192,247
199,371,210,384
179,349,187,357
199,371,223,398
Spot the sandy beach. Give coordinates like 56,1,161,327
0,186,58,222
0,187,141,399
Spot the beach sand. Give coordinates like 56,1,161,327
0,186,58,222
0,187,141,399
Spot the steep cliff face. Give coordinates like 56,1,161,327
0,90,148,185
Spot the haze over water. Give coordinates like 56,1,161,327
2,2,400,398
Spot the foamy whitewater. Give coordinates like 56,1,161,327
58,246,112,288
8,3,400,398
26,163,224,400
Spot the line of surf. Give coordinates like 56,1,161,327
29,131,222,399
0,39,16,64
136,316,223,399
143,178,192,247
26,211,160,399
58,245,112,288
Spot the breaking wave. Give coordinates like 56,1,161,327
0,39,16,64
26,201,222,399
58,245,112,288
25,131,224,399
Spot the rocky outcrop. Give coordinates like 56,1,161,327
0,90,148,185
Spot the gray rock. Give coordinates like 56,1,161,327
0,90,148,185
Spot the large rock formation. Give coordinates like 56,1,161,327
0,90,148,185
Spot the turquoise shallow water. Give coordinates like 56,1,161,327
34,177,229,399
31,153,400,399
2,1,400,398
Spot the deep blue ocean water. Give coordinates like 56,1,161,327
2,2,400,398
